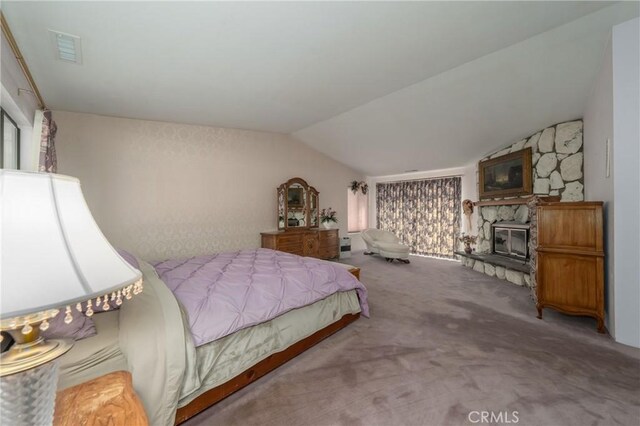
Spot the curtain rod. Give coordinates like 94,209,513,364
1,12,46,109
374,174,463,185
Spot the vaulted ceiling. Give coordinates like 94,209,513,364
3,1,638,175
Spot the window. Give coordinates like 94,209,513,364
347,189,368,233
376,177,461,259
1,109,20,169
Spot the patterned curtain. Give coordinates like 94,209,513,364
38,110,57,173
376,177,461,259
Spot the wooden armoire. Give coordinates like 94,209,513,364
535,201,605,333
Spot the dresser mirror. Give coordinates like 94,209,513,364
277,178,319,231
309,191,319,227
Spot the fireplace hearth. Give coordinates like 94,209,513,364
455,219,531,287
458,196,560,290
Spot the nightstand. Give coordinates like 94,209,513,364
54,370,148,426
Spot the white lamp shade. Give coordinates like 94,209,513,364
0,170,141,319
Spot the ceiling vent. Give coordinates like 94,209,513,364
49,30,82,64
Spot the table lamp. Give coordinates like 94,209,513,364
0,170,143,425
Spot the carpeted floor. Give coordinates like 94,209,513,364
184,252,640,426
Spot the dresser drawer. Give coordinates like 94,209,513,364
319,230,338,247
318,247,338,260
537,252,603,312
276,238,303,247
319,240,337,250
537,204,603,253
275,233,303,245
278,245,303,256
277,241,303,251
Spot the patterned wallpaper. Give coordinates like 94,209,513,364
55,111,362,261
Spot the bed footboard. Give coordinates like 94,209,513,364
175,312,360,424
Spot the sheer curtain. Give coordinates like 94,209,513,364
347,189,368,232
376,177,461,259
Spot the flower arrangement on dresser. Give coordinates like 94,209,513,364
320,207,338,229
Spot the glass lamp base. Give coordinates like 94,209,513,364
0,361,59,426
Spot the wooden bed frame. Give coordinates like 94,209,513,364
174,267,361,424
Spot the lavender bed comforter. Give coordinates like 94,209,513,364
153,248,369,347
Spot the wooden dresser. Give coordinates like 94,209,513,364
261,229,339,260
536,201,605,333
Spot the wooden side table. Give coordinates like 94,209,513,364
54,370,148,426
348,267,360,280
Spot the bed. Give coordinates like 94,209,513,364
56,248,368,425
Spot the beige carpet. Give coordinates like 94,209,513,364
183,252,640,426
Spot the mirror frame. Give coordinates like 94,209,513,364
277,177,319,231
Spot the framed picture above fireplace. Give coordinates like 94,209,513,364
478,147,532,199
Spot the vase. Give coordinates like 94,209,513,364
322,222,332,229
464,243,472,254
0,361,59,425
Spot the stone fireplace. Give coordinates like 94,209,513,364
457,200,534,288
476,204,529,254
457,119,584,293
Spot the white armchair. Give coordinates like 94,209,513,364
361,228,410,263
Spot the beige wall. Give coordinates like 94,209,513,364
55,111,362,261
610,18,639,348
584,37,614,332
